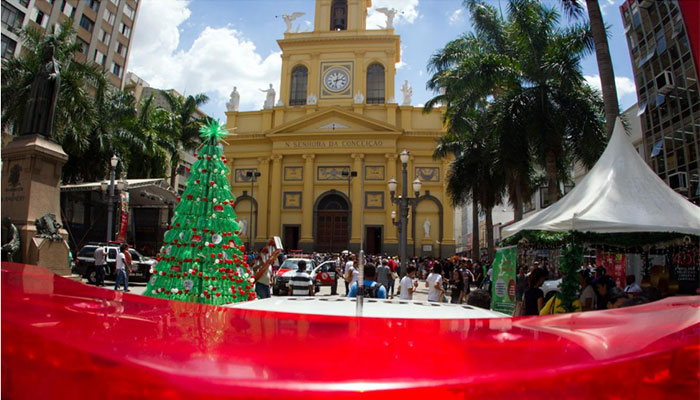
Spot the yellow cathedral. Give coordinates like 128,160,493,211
224,0,454,256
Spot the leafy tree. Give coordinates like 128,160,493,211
160,91,210,189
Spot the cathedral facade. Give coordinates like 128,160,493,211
224,0,454,256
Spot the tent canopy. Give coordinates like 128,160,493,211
503,118,700,238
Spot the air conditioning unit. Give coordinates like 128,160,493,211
639,0,654,8
655,71,674,94
668,172,688,190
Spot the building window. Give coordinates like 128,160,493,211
112,62,122,78
124,4,135,20
98,28,110,44
61,1,75,18
109,0,119,6
94,50,105,66
330,0,347,30
366,63,385,104
289,65,308,106
31,8,48,28
119,22,131,38
88,0,100,12
78,38,89,54
79,15,95,33
19,0,29,7
115,41,127,57
1,34,17,59
103,9,115,24
1,3,25,33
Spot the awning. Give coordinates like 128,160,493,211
61,178,178,208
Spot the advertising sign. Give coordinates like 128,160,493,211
596,251,627,289
491,246,517,315
117,192,129,243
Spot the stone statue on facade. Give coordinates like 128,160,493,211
353,91,364,104
1,217,20,262
35,213,63,241
423,218,431,238
238,218,248,237
401,80,412,106
307,93,317,105
226,86,240,112
282,12,305,33
21,43,61,136
260,84,276,109
375,7,398,29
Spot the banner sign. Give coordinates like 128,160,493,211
491,246,517,315
117,192,129,243
596,251,627,289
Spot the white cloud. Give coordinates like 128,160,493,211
448,9,464,25
395,44,407,70
367,0,420,29
584,74,637,101
599,0,616,16
129,0,281,117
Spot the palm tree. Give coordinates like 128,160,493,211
125,94,177,179
160,91,210,189
498,0,606,205
434,107,504,261
1,20,101,146
559,0,619,138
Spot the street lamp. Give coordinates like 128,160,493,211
246,170,262,252
105,155,118,242
388,149,422,277
341,169,357,250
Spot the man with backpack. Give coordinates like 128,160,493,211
347,263,387,299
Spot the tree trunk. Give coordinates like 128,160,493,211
513,182,524,222
545,151,559,207
485,205,494,262
586,0,619,138
471,195,480,261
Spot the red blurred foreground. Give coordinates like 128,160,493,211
2,262,699,399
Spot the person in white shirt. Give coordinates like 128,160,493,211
114,244,130,292
425,263,444,302
399,266,419,300
288,260,314,296
579,269,596,311
93,246,106,287
344,254,357,295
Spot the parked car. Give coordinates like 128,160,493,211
313,260,339,295
272,258,317,295
74,243,156,284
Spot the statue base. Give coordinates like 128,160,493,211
1,134,71,276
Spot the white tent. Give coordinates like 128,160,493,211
503,118,700,238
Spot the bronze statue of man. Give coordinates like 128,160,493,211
21,43,61,136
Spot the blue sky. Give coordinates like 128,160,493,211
129,0,638,122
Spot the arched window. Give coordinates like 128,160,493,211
330,0,347,30
366,63,385,104
289,65,308,106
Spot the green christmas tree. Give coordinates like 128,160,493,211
145,120,255,305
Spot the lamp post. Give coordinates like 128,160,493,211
105,155,118,242
341,169,357,250
246,170,262,252
388,150,422,277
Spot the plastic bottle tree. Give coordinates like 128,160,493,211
145,120,255,305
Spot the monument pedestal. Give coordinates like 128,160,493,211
1,135,71,276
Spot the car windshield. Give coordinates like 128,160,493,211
78,246,96,257
128,250,140,261
280,259,314,273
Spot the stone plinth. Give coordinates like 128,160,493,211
1,134,70,276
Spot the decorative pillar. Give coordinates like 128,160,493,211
407,154,415,248
350,153,364,245
300,154,315,245
385,153,398,242
268,154,283,237
255,157,271,244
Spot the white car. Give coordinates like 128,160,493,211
542,278,562,300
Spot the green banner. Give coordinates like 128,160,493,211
491,246,517,315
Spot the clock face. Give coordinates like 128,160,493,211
323,68,350,92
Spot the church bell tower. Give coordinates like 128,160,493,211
277,0,400,108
